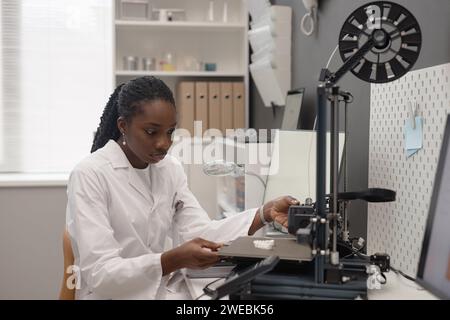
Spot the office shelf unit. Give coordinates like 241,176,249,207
113,0,249,128
114,0,249,219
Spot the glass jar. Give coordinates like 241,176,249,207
160,52,176,71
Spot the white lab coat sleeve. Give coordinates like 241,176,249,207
67,166,163,299
171,162,257,244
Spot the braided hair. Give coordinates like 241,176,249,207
91,76,175,153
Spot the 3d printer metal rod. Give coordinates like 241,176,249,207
317,85,327,221
330,87,340,259
316,84,328,283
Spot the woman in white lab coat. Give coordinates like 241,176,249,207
66,76,299,299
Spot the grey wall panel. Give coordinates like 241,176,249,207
251,0,450,239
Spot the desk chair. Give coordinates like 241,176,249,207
59,229,76,300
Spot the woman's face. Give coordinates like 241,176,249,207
118,99,177,167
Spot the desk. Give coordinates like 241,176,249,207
368,272,437,300
183,271,438,300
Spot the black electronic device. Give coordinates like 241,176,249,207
416,115,450,299
203,255,280,300
281,88,305,130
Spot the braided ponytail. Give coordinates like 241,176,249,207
91,84,124,153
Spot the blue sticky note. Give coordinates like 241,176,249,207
405,116,423,151
406,148,419,158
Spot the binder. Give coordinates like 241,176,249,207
232,82,245,129
220,82,233,133
177,82,195,135
208,82,221,131
195,82,208,134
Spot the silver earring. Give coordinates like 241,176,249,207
122,132,126,146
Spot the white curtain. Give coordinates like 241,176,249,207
0,0,113,173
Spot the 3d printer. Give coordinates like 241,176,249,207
215,1,422,300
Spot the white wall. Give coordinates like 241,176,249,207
0,187,67,299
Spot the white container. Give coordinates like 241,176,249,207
123,56,138,70
119,0,151,20
142,57,156,71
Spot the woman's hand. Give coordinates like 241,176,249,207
248,195,300,235
161,238,222,275
265,195,300,228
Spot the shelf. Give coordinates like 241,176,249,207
115,70,246,77
115,20,246,31
114,0,249,129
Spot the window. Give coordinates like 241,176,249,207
0,0,113,173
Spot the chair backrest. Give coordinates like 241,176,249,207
59,229,76,300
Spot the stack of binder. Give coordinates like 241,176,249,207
247,1,292,107
177,81,246,136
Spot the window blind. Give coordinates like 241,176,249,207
0,0,113,173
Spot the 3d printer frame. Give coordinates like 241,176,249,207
229,1,421,300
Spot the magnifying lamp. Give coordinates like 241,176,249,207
203,160,266,188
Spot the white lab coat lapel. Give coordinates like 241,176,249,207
103,140,154,206
127,165,154,206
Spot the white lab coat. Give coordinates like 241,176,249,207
65,140,256,300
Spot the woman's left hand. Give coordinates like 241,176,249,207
263,195,300,228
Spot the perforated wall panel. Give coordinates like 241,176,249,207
368,63,450,276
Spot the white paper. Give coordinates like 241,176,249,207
247,0,271,23
250,60,284,107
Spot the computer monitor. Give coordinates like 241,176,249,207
263,130,345,205
281,89,305,131
416,115,450,299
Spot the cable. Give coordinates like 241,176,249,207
245,170,266,188
379,272,387,284
390,266,416,282
196,277,224,300
300,9,315,36
342,242,367,259
204,277,223,287
326,44,340,69
338,239,368,259
325,35,350,70
390,266,426,290
195,292,207,300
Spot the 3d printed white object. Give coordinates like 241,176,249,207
253,239,275,250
